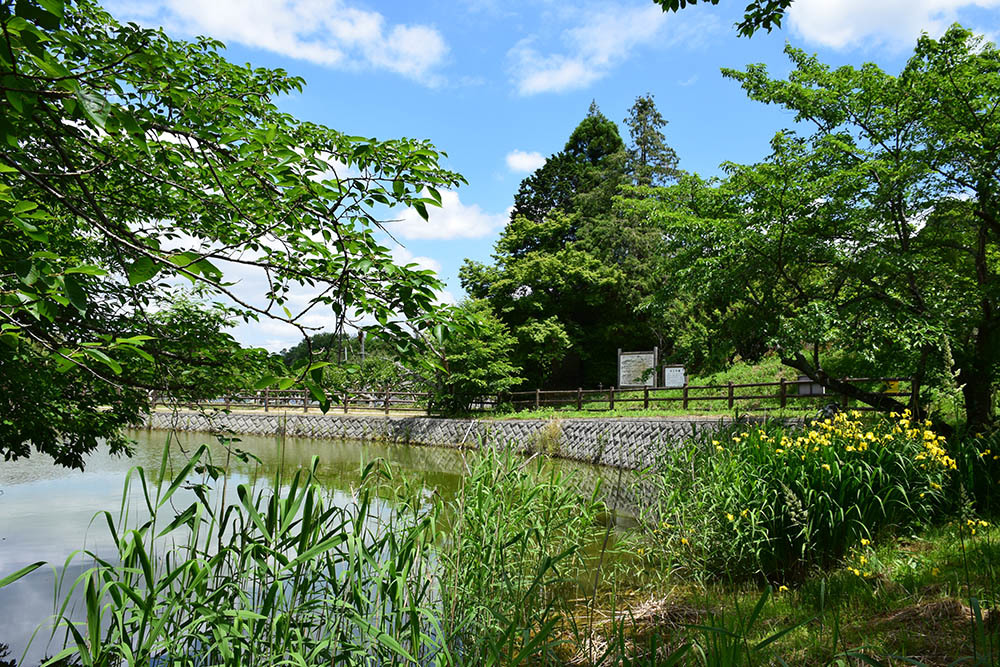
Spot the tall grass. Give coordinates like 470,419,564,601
6,437,612,666
35,442,454,666
441,445,606,662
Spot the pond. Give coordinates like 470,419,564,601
0,429,624,665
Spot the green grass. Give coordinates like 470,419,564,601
494,356,910,420
572,521,999,665
4,424,997,666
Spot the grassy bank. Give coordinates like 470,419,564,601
3,414,997,665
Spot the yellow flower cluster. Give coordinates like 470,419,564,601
722,409,957,472
913,428,957,470
965,518,990,535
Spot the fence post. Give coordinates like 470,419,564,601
303,389,308,413
841,378,849,410
644,386,649,410
609,387,615,411
535,388,540,409
728,382,734,410
343,391,349,414
683,383,689,411
779,379,786,409
264,388,270,413
577,388,583,411
385,390,391,416
225,393,231,411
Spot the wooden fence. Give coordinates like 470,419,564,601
505,377,914,414
150,389,498,415
150,377,912,416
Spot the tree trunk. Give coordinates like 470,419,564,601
958,354,996,431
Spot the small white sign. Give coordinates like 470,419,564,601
798,375,826,396
663,365,686,388
619,351,656,387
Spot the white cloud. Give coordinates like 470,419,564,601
388,190,506,240
505,149,546,173
787,0,1000,50
508,4,717,95
110,0,448,84
390,246,442,274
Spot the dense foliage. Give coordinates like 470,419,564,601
617,26,1000,427
462,97,681,388
0,0,462,464
643,411,955,581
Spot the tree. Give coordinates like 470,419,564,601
625,27,1000,428
651,0,795,37
136,297,274,403
465,102,672,388
623,94,680,186
509,102,626,224
429,300,522,414
0,0,463,466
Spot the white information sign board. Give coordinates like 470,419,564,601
618,351,656,387
798,374,826,396
662,365,686,388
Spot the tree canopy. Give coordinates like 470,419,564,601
463,98,681,388
0,0,462,465
652,0,795,37
618,26,1000,427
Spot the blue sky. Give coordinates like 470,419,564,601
106,0,1000,350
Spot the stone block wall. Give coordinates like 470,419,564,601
145,411,770,470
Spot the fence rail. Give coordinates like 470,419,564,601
150,389,499,415
150,377,913,416
505,377,914,414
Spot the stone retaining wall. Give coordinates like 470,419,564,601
146,411,768,470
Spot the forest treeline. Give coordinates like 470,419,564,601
289,25,999,428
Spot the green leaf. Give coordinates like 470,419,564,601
254,375,280,390
83,348,122,375
36,0,64,19
127,257,160,285
0,561,45,588
74,89,110,130
63,275,87,314
64,264,107,276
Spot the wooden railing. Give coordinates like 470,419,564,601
150,377,912,416
505,377,914,413
150,389,499,415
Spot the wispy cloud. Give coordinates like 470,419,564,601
788,0,1000,50
109,0,449,85
507,3,717,95
505,149,547,173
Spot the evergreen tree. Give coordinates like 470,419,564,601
623,94,680,186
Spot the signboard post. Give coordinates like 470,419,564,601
662,365,686,388
618,347,658,388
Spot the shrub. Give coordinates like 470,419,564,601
641,410,954,581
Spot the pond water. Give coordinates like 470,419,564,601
0,429,622,665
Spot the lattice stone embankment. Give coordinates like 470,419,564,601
146,412,754,470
